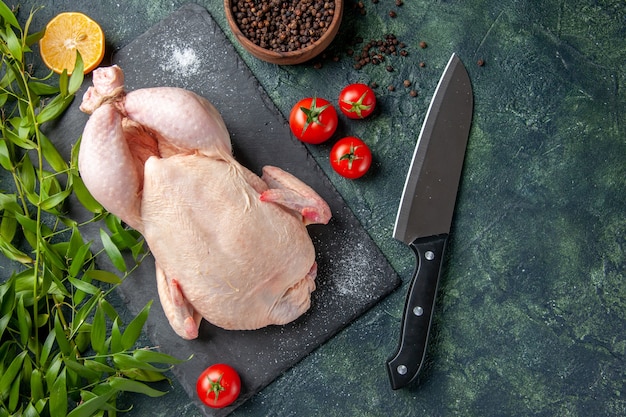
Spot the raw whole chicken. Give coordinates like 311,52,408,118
78,65,331,339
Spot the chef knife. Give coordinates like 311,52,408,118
386,53,473,390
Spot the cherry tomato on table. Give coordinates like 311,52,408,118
338,83,376,119
196,363,241,408
330,136,372,179
289,97,338,144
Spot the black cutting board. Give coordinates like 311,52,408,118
47,3,400,416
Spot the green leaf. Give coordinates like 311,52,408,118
0,313,11,340
131,239,146,260
30,369,45,402
84,269,122,285
40,132,69,172
113,352,171,373
59,70,69,98
0,350,27,395
0,193,21,212
16,295,32,346
49,368,68,417
40,187,72,212
25,28,45,47
3,124,37,149
90,303,106,355
121,300,152,350
4,25,23,62
64,358,102,380
66,387,117,417
84,359,115,375
110,318,123,354
67,224,83,255
0,138,12,170
0,238,33,264
9,371,21,412
17,152,36,193
1,211,18,241
70,173,103,213
69,241,92,278
99,299,120,322
100,228,127,272
69,52,85,94
53,310,72,356
71,294,99,334
15,210,40,236
36,94,74,124
44,354,63,390
39,330,57,367
133,349,187,365
106,216,143,252
35,312,50,328
69,276,100,296
108,377,168,397
39,238,67,270
25,400,43,417
0,275,17,313
28,81,59,96
0,0,20,28
74,327,92,354
120,368,169,382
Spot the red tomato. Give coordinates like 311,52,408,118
289,97,338,144
338,83,376,119
196,363,241,408
330,136,372,179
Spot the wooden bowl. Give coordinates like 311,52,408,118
224,0,344,65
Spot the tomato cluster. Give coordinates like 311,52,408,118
289,83,376,179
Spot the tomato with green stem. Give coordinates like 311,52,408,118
289,97,338,144
196,363,241,408
330,136,372,179
338,83,376,119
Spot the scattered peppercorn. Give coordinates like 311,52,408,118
395,0,404,6
386,65,394,72
403,79,411,88
477,58,485,66
232,0,336,53
409,90,418,97
349,34,408,70
370,81,378,88
419,61,425,67
387,85,395,91
354,0,367,15
419,41,427,49
389,11,397,18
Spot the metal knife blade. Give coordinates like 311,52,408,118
386,53,473,389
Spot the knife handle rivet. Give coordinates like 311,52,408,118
425,251,435,261
413,306,424,316
397,365,408,375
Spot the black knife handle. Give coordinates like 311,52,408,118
386,234,448,390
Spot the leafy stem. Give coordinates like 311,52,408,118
1,3,183,416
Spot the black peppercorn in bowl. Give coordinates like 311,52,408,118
224,0,344,65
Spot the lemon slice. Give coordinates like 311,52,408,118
39,12,105,74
